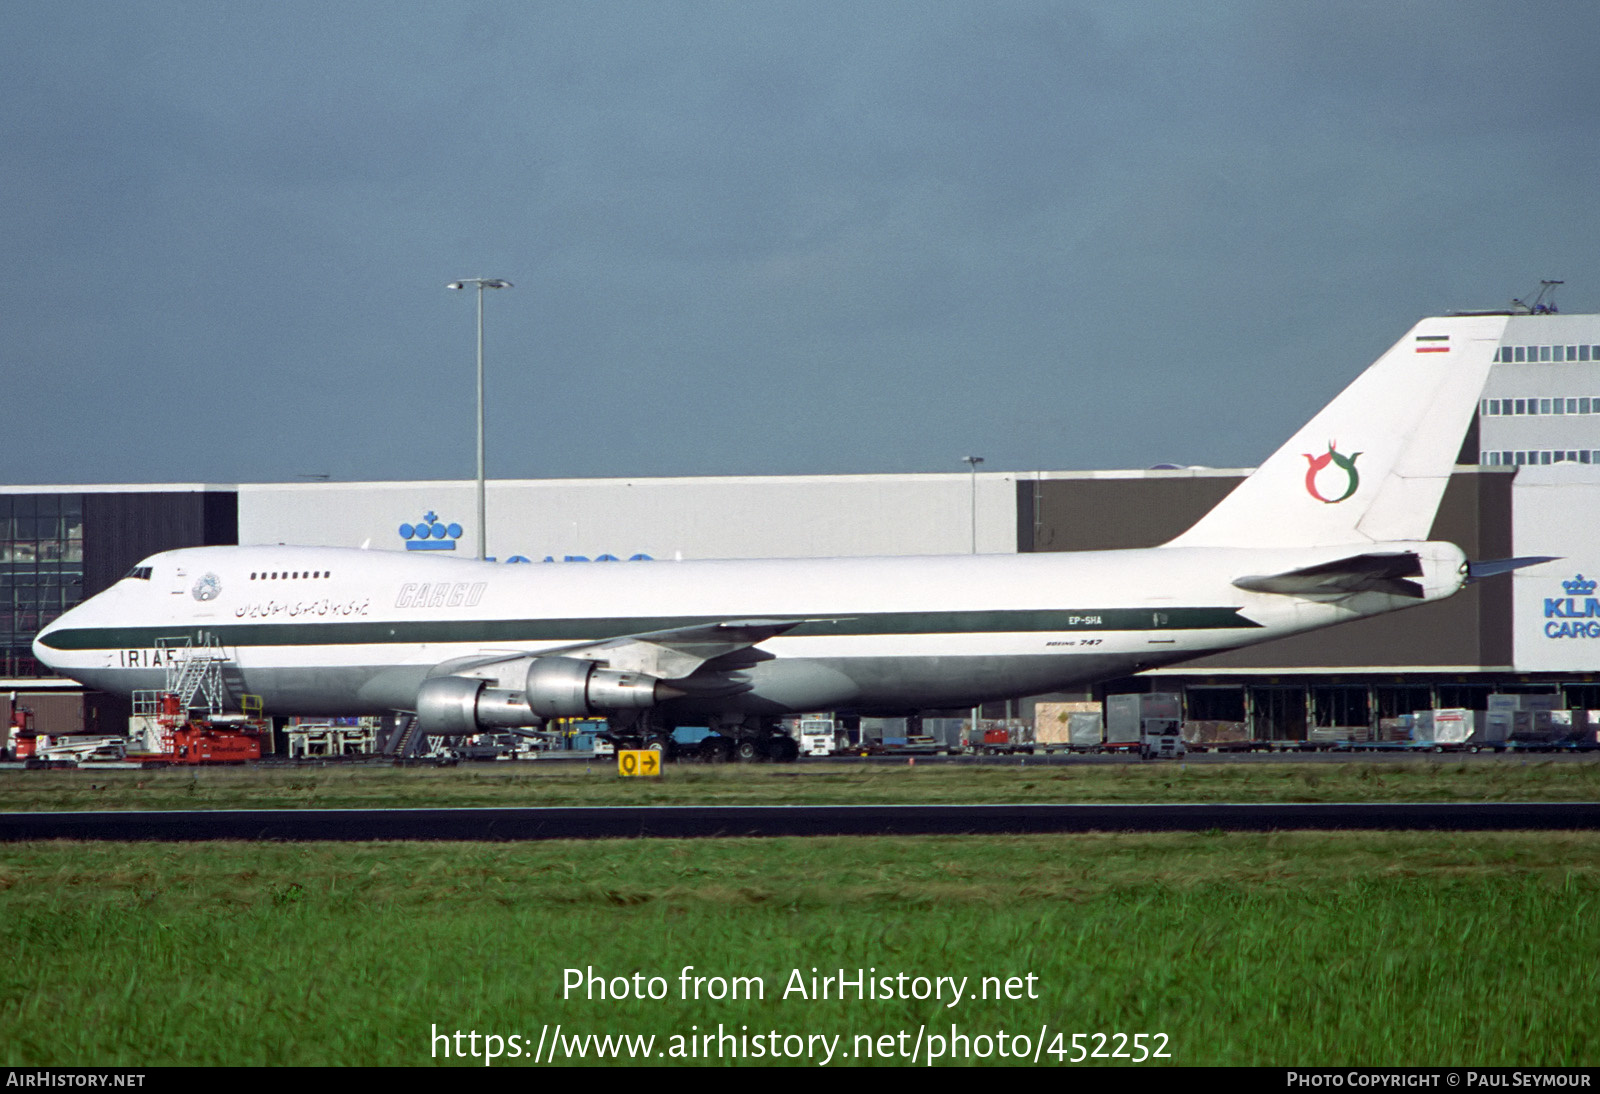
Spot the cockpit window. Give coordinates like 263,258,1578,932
123,566,153,580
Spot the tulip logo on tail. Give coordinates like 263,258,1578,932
1303,442,1361,503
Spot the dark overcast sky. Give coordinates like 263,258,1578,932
4,1,1597,485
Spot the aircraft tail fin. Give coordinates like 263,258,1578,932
1167,314,1508,549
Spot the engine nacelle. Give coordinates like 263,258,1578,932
414,675,538,735
414,656,668,733
524,656,662,718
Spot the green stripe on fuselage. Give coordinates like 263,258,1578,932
41,607,1260,652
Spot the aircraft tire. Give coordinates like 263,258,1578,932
699,736,733,764
771,736,800,763
734,737,764,763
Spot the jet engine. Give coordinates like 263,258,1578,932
413,656,671,734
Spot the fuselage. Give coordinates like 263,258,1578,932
33,541,1467,718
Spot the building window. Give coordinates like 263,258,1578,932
0,493,86,679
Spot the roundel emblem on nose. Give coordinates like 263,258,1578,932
192,573,222,601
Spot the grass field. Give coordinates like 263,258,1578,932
2,762,1596,1067
1,831,1597,1067
3,756,1600,811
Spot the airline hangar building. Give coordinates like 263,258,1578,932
7,312,1600,739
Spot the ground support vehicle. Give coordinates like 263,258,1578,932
8,706,36,761
1138,720,1187,760
797,717,836,757
25,736,128,768
130,691,265,766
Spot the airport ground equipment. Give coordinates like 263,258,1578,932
1139,718,1188,760
30,736,126,766
600,712,801,763
1106,693,1182,754
286,717,379,759
8,706,35,760
123,636,264,764
797,716,836,756
130,691,265,765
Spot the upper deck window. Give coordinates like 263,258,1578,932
123,566,152,581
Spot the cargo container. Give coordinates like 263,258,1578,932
1068,712,1104,749
1182,720,1251,750
1105,693,1181,750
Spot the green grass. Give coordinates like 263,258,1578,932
2,832,1597,1066
4,757,1600,812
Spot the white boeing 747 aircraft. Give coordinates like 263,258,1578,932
34,314,1541,759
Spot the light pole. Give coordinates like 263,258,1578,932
962,455,984,555
961,455,984,744
447,278,513,561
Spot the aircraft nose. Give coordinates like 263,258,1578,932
32,598,90,670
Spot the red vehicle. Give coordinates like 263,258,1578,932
133,693,264,766
9,707,37,760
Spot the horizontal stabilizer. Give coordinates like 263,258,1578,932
1233,551,1425,600
1466,556,1559,582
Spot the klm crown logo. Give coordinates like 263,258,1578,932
399,512,463,551
1563,574,1597,597
1545,573,1600,638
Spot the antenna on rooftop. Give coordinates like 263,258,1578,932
1510,280,1564,315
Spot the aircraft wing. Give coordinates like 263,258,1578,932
1232,552,1427,600
547,618,811,679
429,618,812,684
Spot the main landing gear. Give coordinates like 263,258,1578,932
601,713,800,763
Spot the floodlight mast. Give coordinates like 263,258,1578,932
446,278,513,560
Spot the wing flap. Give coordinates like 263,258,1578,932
557,618,810,678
